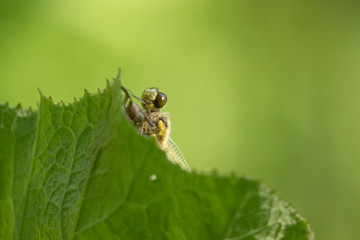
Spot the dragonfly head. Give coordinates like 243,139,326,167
142,88,167,111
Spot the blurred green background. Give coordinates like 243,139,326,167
1,0,360,239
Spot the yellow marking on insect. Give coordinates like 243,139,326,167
148,103,155,111
158,120,166,138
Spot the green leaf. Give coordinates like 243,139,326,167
0,77,314,240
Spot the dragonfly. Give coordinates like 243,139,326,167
121,85,191,172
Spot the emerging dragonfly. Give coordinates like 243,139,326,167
121,85,191,172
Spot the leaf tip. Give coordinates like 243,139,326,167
113,67,121,82
106,78,111,89
211,168,219,176
15,103,22,110
83,88,90,97
37,88,44,97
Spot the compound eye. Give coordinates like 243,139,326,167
154,92,167,108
